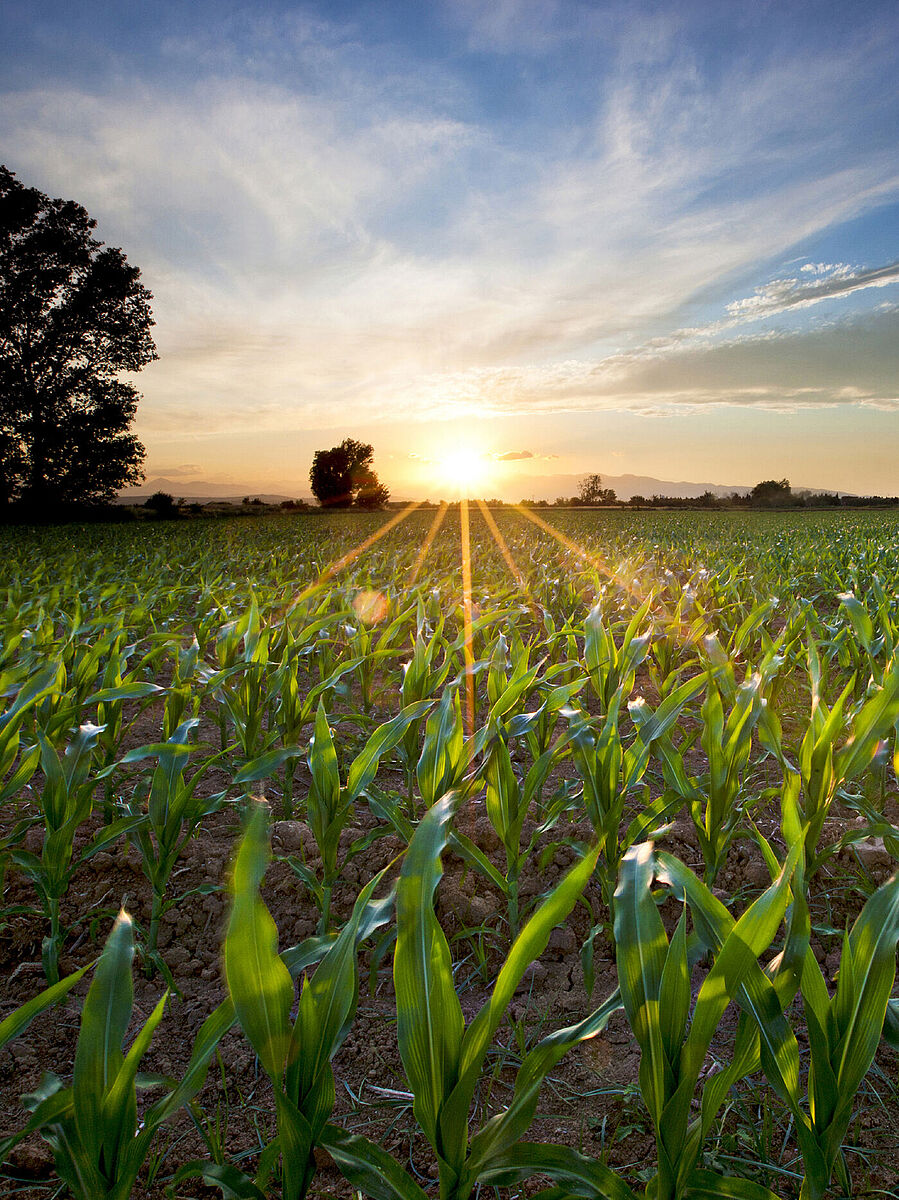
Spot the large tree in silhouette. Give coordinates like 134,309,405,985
309,439,389,508
0,166,156,510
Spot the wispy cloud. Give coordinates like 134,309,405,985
727,262,899,318
369,305,899,421
494,449,534,460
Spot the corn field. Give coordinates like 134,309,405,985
1,505,898,1200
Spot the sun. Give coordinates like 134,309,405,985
434,446,492,495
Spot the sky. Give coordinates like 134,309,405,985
2,0,898,500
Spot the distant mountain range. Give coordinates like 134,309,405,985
117,478,312,505
508,472,754,502
119,472,845,505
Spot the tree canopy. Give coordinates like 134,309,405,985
750,478,795,507
576,473,617,505
0,165,156,510
309,439,389,508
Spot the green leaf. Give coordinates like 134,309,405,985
273,1089,315,1200
658,912,690,1065
684,1167,782,1199
468,988,623,1176
346,701,433,801
289,867,392,1140
478,1141,639,1199
72,909,134,1171
101,990,168,1170
393,792,465,1162
142,998,236,1129
224,804,293,1079
613,843,670,1122
445,842,602,1157
169,1160,267,1199
0,962,92,1050
84,682,164,704
320,1124,431,1200
234,745,304,785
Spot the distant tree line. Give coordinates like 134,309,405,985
514,476,898,510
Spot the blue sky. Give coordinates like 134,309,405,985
2,0,898,497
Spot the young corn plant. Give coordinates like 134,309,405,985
596,840,803,1200
483,729,576,938
0,663,58,889
647,586,708,698
415,686,473,809
121,718,229,975
339,598,416,714
0,910,227,1200
320,791,625,1200
0,662,60,801
396,620,451,811
483,630,587,766
179,801,393,1200
512,661,588,765
791,872,899,1199
269,647,363,816
750,788,899,1199
662,673,765,885
794,644,899,873
298,697,431,931
569,673,704,941
583,596,652,714
532,840,806,1200
86,632,165,774
836,589,890,689
12,723,144,981
665,817,899,1200
161,635,201,739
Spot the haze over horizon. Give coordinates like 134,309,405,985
3,0,898,499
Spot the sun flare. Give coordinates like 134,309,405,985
434,446,492,495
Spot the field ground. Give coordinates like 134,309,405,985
1,508,898,1199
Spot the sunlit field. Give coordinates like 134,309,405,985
1,507,898,1200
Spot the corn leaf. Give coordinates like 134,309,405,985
393,791,465,1168
224,803,293,1079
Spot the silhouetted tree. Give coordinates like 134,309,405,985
353,466,390,509
576,473,616,505
577,473,605,504
0,166,156,511
750,479,794,507
309,439,389,508
144,491,177,518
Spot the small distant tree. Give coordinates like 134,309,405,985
750,478,793,507
576,474,616,505
144,490,177,518
309,439,389,508
577,473,605,504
